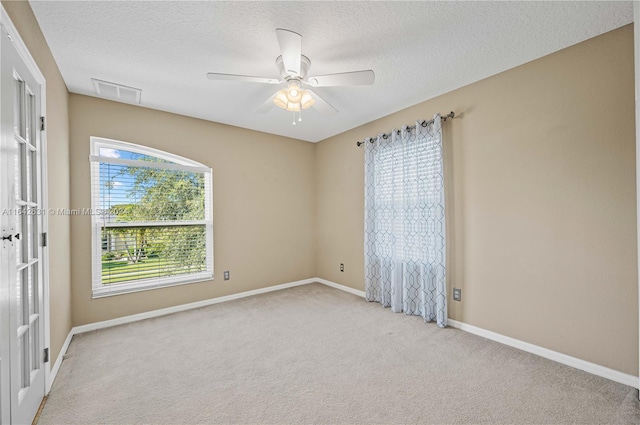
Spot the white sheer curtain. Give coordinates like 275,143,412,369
364,114,447,327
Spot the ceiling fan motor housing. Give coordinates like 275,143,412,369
276,55,311,80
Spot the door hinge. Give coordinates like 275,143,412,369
43,348,49,363
40,116,45,131
42,232,47,247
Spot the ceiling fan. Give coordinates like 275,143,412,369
206,28,375,124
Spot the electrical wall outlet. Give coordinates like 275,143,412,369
340,263,344,272
223,271,230,281
453,288,461,301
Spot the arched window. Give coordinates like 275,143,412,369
90,137,213,297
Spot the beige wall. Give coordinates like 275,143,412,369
2,1,72,366
316,25,638,375
69,95,316,325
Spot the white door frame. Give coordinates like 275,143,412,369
0,4,51,396
635,1,640,397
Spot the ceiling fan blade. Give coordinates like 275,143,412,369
307,90,338,115
206,73,280,84
254,92,277,113
307,70,375,87
276,28,302,77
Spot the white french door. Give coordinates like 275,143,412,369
0,22,46,425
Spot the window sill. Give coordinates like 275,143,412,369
92,273,214,299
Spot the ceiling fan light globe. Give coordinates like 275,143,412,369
285,80,302,102
287,91,302,103
273,90,288,109
286,102,301,112
300,91,315,109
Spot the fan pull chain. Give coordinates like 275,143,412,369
292,111,296,126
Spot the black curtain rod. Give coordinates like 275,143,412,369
356,111,455,147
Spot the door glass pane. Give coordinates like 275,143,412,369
27,264,34,316
21,268,29,327
30,317,39,372
29,150,37,203
25,147,31,204
14,79,24,138
25,91,33,145
20,332,29,389
16,332,23,388
31,214,38,260
25,211,31,262
14,208,23,264
14,140,23,202
16,268,23,326
30,93,37,149
30,263,38,314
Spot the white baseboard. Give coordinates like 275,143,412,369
48,278,316,391
315,278,366,298
447,319,638,389
48,277,639,394
319,279,639,390
73,278,316,335
48,330,73,393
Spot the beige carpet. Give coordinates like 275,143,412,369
39,283,640,424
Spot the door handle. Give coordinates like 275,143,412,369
2,234,12,242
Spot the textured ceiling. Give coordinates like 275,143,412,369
29,1,632,142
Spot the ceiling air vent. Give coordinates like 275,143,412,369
91,78,142,104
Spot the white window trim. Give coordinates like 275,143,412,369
90,136,214,298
